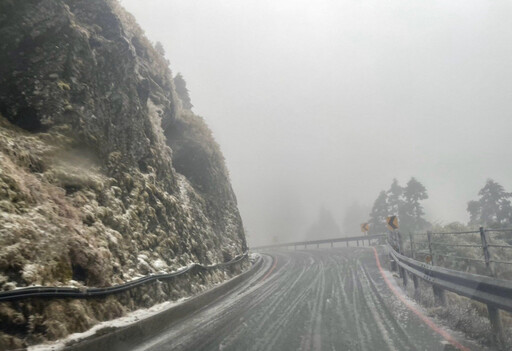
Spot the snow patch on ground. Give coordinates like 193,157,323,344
382,270,420,307
28,297,189,351
152,258,167,271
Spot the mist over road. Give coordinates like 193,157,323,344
135,248,484,351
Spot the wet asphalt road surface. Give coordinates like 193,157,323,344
134,247,486,351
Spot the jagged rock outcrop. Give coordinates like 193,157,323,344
0,0,247,347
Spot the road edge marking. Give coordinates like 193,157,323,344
371,247,470,351
261,256,278,281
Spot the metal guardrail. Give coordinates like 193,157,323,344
387,228,512,348
65,255,265,351
252,234,386,250
389,246,512,312
391,227,512,279
0,252,248,302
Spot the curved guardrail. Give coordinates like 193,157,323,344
252,234,386,250
389,245,512,313
65,254,266,351
395,227,512,279
0,252,248,302
387,237,511,348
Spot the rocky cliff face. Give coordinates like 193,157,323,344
0,0,247,347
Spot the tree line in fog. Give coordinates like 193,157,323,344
367,178,512,234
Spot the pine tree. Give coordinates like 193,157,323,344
368,191,388,234
467,179,512,227
155,41,166,57
387,178,403,217
174,73,193,110
402,177,429,232
343,201,370,235
306,207,341,239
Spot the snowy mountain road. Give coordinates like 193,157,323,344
133,248,485,351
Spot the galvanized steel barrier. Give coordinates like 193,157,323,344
65,254,265,351
252,234,386,250
254,230,512,348
388,227,512,348
0,252,248,302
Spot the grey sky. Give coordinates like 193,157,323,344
121,0,512,246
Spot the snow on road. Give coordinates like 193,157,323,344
132,247,486,351
46,249,489,351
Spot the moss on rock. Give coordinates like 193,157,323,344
0,0,248,348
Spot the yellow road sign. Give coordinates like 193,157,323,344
360,223,369,232
386,216,398,230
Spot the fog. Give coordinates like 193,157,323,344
121,0,512,246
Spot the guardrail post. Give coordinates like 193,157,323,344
390,256,397,271
388,232,397,272
346,241,349,247
392,231,400,254
396,232,403,278
427,231,434,265
427,231,446,305
409,232,415,259
408,232,419,292
397,231,403,253
397,231,408,287
480,227,505,347
432,285,446,306
488,305,505,348
480,227,496,277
